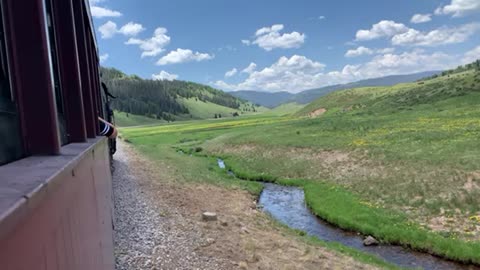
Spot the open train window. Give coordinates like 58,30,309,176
0,0,24,165
44,0,68,145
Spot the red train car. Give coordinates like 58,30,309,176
0,0,115,269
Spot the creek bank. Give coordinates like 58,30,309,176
215,158,480,270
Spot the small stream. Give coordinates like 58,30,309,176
216,159,478,270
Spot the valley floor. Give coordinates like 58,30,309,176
112,141,381,270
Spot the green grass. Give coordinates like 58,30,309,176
318,240,404,270
114,111,164,127
177,97,269,120
121,113,480,265
201,70,480,218
121,127,403,270
273,220,405,270
209,158,480,264
302,181,480,264
178,98,242,119
119,67,480,266
121,115,295,139
262,102,305,116
131,139,264,195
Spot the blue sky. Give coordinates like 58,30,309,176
91,0,480,93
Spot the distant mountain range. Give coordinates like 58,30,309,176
230,71,442,108
229,91,295,108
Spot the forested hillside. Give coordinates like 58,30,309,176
101,67,257,120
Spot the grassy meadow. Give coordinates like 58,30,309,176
114,111,165,127
176,97,269,120
119,68,480,264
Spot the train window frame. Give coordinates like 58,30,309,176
0,1,11,103
43,0,68,145
0,0,24,166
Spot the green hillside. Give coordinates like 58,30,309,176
230,90,294,108
292,70,441,104
263,102,305,116
298,64,480,118
114,111,164,127
178,97,268,120
101,67,263,121
230,71,441,107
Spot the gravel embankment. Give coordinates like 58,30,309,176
112,143,227,270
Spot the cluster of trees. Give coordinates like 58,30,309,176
424,60,480,80
102,68,188,120
214,112,241,118
440,60,480,76
241,103,257,113
171,81,242,109
100,67,247,120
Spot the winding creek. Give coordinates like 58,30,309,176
216,159,479,270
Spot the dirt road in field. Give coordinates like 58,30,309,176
112,141,379,270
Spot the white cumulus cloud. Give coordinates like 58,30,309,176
340,50,455,80
244,24,306,51
118,22,145,36
98,21,118,39
152,71,179,81
214,55,325,92
126,27,171,58
356,20,409,41
345,46,374,57
214,51,458,93
462,45,480,64
392,23,480,46
100,53,109,63
99,21,145,39
411,14,432,24
156,48,214,65
345,47,396,57
90,6,122,18
225,68,238,78
242,62,257,74
435,0,480,17
377,48,396,54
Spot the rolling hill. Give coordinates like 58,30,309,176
297,63,479,117
229,91,294,108
230,71,441,107
101,67,264,121
114,111,165,127
293,70,442,104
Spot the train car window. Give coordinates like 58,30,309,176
0,0,24,165
44,0,68,145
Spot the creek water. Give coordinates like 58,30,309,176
216,159,478,270
217,159,226,169
260,183,477,270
